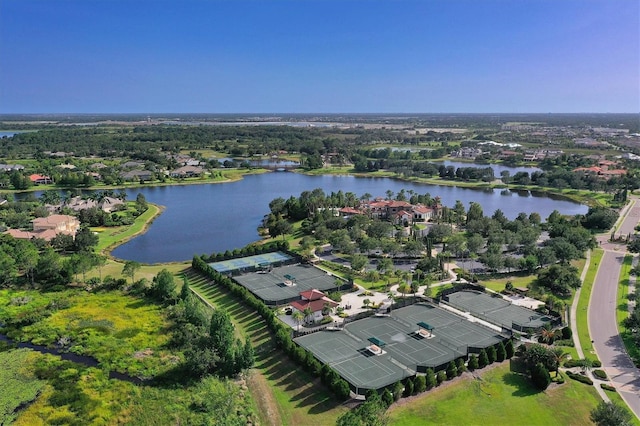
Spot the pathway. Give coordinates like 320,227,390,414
589,197,640,418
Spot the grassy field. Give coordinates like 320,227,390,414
93,203,162,254
577,249,604,361
387,364,602,426
479,275,535,293
187,270,349,426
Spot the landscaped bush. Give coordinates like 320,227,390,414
554,339,574,347
566,371,593,385
600,383,616,392
593,369,607,380
561,326,572,339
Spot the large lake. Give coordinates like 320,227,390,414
110,172,587,263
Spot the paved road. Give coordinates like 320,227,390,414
590,199,640,419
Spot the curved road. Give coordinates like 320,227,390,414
589,200,640,418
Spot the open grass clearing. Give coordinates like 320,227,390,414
479,275,535,293
0,349,45,425
187,270,348,426
578,248,603,362
387,364,601,426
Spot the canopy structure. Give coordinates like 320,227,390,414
368,337,386,347
417,322,434,331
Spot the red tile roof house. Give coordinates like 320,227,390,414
29,174,53,185
412,205,434,222
4,214,80,241
290,289,339,324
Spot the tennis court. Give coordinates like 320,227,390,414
295,303,508,393
233,263,344,304
208,251,293,273
443,290,551,331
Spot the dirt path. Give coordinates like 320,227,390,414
247,369,283,426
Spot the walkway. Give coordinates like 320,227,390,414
589,197,640,418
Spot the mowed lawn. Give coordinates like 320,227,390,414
387,364,601,426
186,270,349,426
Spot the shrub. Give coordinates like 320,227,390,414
403,378,414,397
425,368,436,389
381,389,394,408
436,371,446,385
496,342,506,362
531,363,551,391
478,349,489,368
486,346,497,364
566,371,593,385
456,358,466,375
414,375,426,393
561,326,572,339
393,381,404,402
446,361,457,380
592,360,602,368
593,369,607,380
600,383,616,392
468,355,479,371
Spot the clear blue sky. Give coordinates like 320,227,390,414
1,0,638,113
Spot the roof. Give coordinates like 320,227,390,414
291,298,338,313
32,214,77,226
29,174,51,182
412,205,433,214
417,321,434,330
339,207,362,215
367,337,386,347
300,289,326,301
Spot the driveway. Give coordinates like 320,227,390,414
589,198,640,418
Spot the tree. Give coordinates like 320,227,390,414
590,402,633,426
446,361,457,380
505,340,515,359
393,381,404,401
478,349,489,368
414,375,427,393
537,264,581,297
468,355,479,371
151,269,177,303
496,342,507,362
210,309,236,375
486,345,497,364
303,307,313,324
122,260,141,284
73,226,99,252
292,310,304,331
530,362,551,391
425,368,437,389
14,240,39,285
466,202,484,224
350,254,368,272
456,358,466,375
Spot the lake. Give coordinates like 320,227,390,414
110,172,587,263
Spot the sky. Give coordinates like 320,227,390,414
0,0,638,114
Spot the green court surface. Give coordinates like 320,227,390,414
443,290,551,331
295,303,507,394
208,251,293,273
233,263,342,304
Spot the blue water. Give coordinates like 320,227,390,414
108,173,586,263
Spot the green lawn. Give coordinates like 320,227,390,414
387,364,601,426
93,203,162,254
577,249,603,361
618,255,640,364
187,271,348,426
479,275,535,293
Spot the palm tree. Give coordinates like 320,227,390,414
550,347,569,377
292,310,304,332
578,358,594,374
540,326,559,345
302,307,313,325
362,298,371,309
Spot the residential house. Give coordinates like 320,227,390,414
169,165,204,178
29,174,53,185
4,214,80,241
412,205,434,222
120,170,153,181
0,164,25,172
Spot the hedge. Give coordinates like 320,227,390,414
600,383,616,392
593,369,607,380
566,371,593,385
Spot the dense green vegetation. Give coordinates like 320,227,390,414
0,349,45,424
